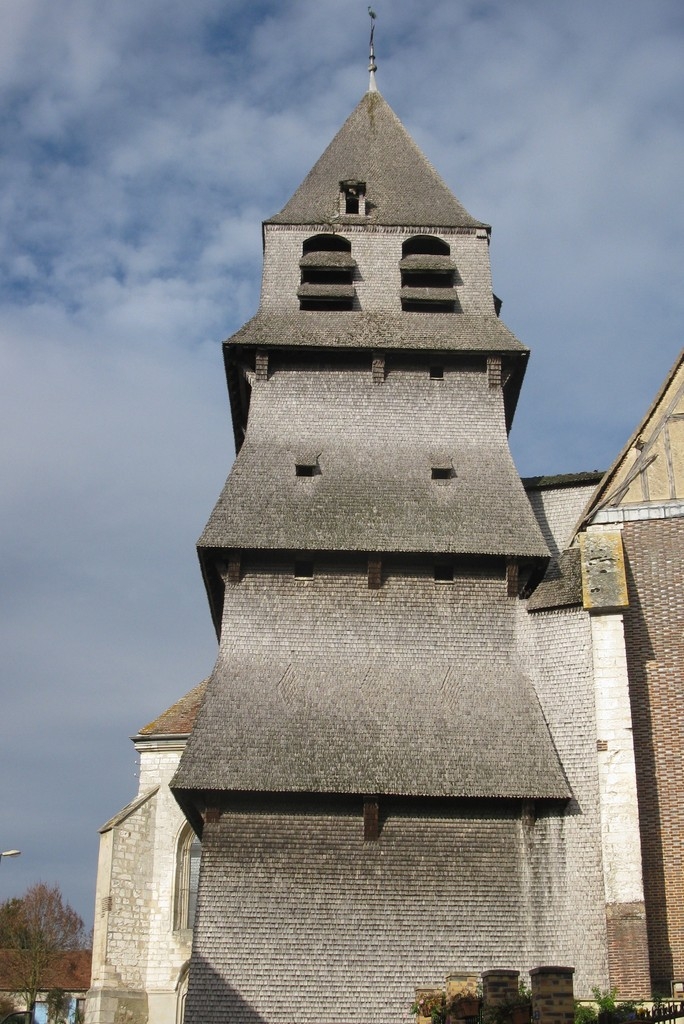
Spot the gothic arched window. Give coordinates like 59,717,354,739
174,824,201,930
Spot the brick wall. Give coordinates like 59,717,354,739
622,517,684,992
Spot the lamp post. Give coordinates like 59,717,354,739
0,849,21,864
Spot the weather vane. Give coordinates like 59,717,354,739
368,6,377,91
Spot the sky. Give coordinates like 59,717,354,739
1,0,683,928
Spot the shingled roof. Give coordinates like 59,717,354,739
225,310,526,353
137,680,207,737
267,91,486,229
200,364,548,558
172,572,569,802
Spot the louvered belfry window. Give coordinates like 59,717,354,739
400,235,457,312
298,234,355,310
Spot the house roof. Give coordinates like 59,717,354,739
99,787,159,834
522,471,604,492
526,547,583,612
266,91,486,229
0,949,91,993
137,680,208,736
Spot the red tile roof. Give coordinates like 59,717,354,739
0,949,91,992
138,680,207,736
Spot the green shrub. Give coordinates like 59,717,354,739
575,1002,598,1024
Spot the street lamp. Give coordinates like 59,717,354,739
0,850,21,863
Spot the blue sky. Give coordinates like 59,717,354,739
1,0,683,926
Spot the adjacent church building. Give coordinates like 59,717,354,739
84,65,684,1024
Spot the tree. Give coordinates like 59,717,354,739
0,883,88,1011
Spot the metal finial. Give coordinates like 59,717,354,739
368,7,377,92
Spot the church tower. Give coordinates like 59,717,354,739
172,77,615,1022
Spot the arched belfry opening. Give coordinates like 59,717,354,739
400,234,457,312
298,234,356,310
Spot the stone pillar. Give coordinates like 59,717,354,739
530,967,574,1024
446,974,479,1022
482,970,520,1008
446,975,478,1001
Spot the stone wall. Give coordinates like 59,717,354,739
86,740,194,1024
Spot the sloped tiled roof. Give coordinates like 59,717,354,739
199,366,548,558
267,91,486,229
99,787,159,834
225,310,526,353
138,680,208,737
526,547,583,612
0,949,91,993
173,572,569,801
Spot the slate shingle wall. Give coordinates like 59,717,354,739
516,603,609,996
184,798,592,1024
525,484,598,560
261,226,495,314
174,560,567,798
199,363,548,557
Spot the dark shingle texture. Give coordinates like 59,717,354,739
267,91,485,229
173,562,569,799
199,365,548,557
226,309,526,352
527,548,583,611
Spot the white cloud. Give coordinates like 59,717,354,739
1,0,683,922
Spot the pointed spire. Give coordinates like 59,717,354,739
368,7,378,92
267,92,486,229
